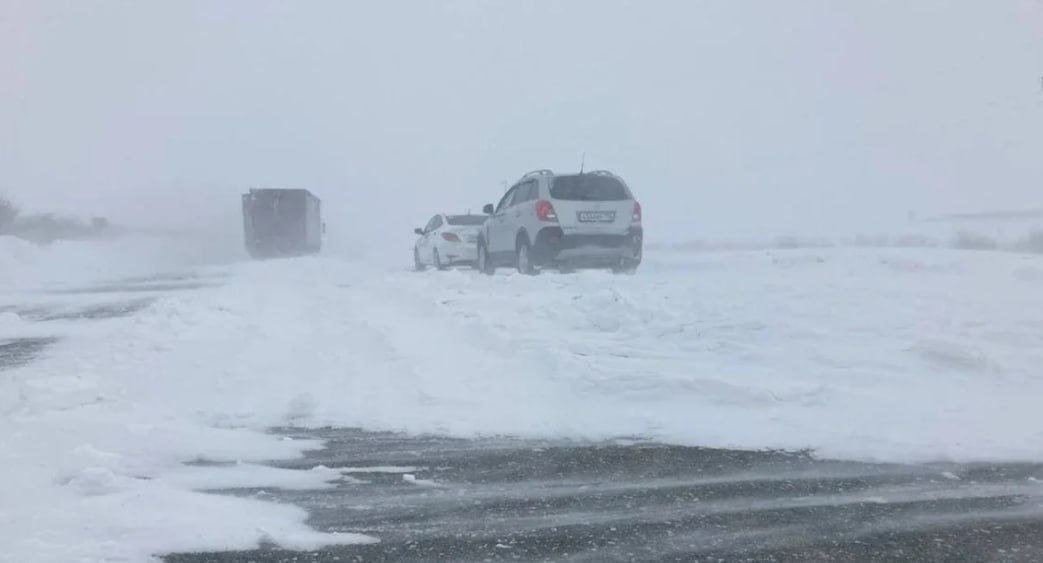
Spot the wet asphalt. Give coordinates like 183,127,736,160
164,428,1043,562
0,336,60,371
5,272,1043,561
0,271,216,371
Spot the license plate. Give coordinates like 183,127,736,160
577,211,616,223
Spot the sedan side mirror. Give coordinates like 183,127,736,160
414,228,424,235
483,204,495,215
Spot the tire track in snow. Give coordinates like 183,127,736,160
339,276,582,438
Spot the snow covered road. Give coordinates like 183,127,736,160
2,241,1043,560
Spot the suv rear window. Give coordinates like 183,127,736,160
446,215,488,226
550,175,629,201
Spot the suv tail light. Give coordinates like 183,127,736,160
536,200,558,222
441,232,461,242
632,201,642,225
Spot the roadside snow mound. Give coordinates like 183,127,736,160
0,235,40,284
0,234,242,289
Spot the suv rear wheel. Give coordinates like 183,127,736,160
516,239,538,276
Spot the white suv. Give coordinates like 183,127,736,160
476,170,642,275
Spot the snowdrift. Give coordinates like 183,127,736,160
0,233,243,289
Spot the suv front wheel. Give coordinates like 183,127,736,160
477,240,495,275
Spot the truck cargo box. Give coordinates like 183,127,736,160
242,188,322,259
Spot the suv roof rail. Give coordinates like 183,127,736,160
521,169,554,179
587,170,617,177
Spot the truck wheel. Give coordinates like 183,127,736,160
414,249,426,272
477,241,495,275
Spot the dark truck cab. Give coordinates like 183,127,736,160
242,188,323,259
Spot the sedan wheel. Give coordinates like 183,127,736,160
612,257,640,275
414,249,426,272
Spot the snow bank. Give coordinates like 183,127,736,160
0,235,40,285
1,244,377,560
0,233,242,289
3,244,1043,559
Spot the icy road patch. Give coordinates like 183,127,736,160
2,244,1043,560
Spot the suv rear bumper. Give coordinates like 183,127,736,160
532,227,643,267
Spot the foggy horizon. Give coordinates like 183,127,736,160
3,1,1041,249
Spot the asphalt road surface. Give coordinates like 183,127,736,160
166,428,1043,562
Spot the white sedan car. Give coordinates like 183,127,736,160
413,214,487,270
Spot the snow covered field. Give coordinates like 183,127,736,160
2,236,1043,560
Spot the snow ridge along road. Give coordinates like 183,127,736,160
1,245,1042,560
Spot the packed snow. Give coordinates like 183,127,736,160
2,235,1043,560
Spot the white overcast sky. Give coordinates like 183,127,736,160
1,1,1041,248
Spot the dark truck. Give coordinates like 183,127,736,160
242,188,323,259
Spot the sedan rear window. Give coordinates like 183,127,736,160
446,215,488,226
551,175,629,201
